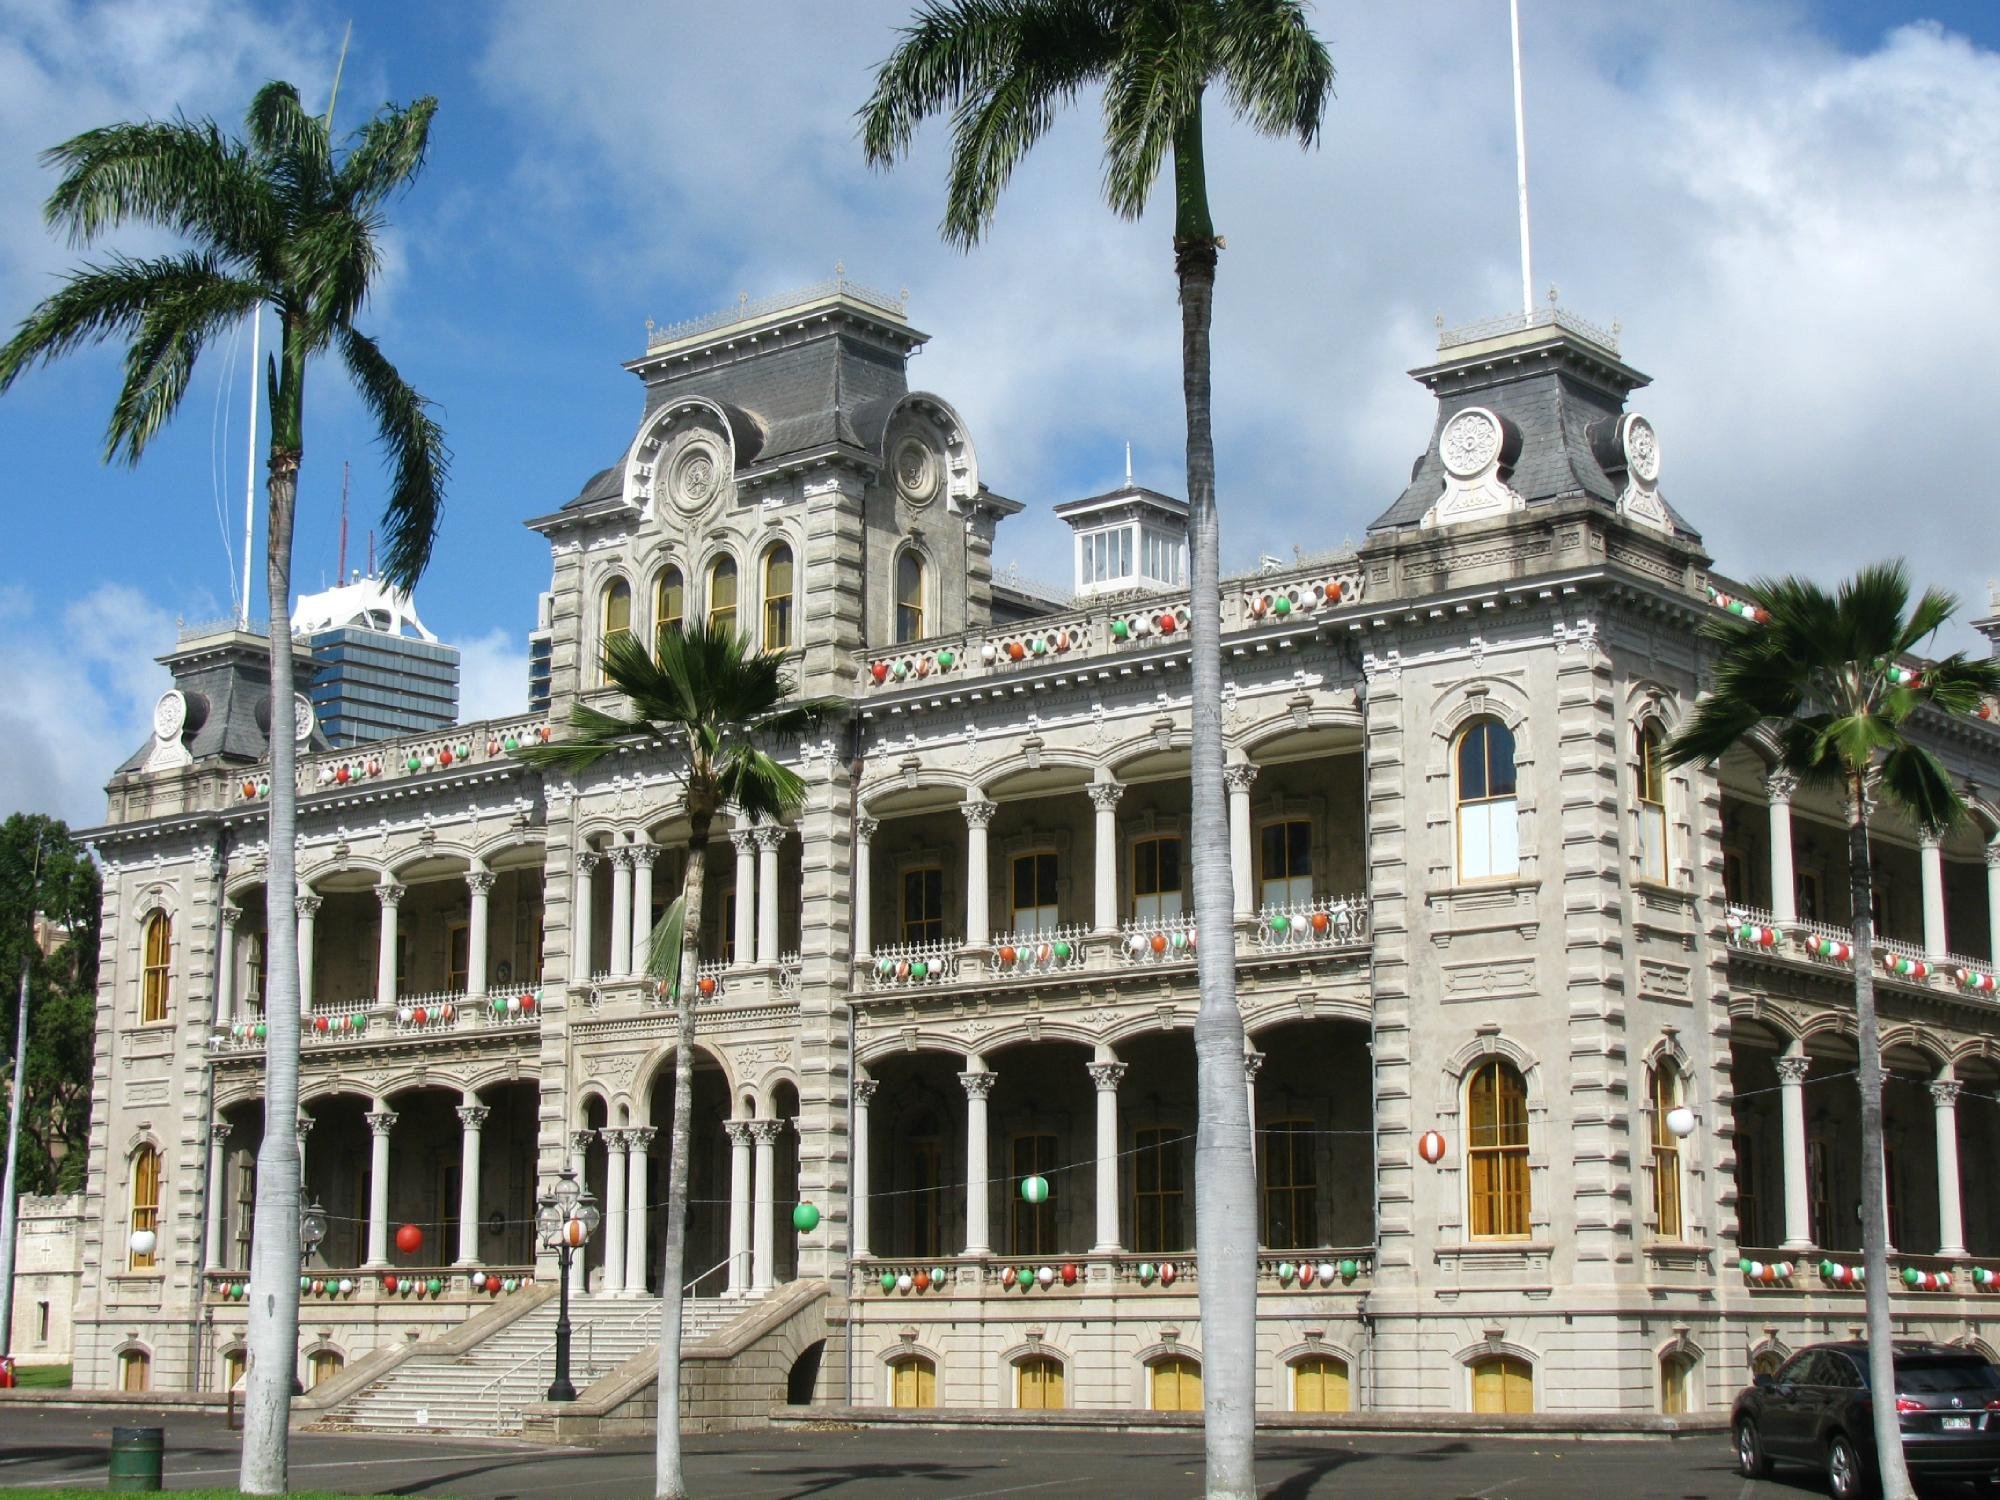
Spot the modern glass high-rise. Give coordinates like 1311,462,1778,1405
292,576,460,747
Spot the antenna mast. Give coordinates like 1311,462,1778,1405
238,307,259,629
337,461,350,580
1509,0,1534,320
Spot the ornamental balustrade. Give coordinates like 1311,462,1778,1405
865,937,962,989
202,1265,536,1305
1256,1250,1374,1290
984,925,1090,978
854,556,1365,699
236,716,555,802
1120,912,1199,965
212,987,546,1052
1725,905,1998,1004
1255,894,1370,950
1729,1248,2000,1298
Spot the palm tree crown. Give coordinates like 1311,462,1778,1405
0,80,449,585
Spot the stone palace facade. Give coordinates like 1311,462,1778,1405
69,279,2000,1421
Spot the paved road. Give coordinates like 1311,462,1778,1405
0,1406,1990,1499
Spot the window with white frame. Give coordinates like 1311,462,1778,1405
1455,717,1519,881
1078,526,1135,585
1010,852,1059,934
1132,835,1184,920
1637,722,1669,883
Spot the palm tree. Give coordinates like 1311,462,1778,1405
519,622,835,1500
860,6,1331,1492
0,83,447,1492
1665,563,2000,1500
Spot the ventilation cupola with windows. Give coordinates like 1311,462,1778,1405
1054,479,1188,599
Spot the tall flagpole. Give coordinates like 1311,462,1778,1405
239,305,260,629
1509,0,1534,319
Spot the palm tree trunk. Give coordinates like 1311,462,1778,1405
240,330,307,1495
1848,773,1915,1500
656,828,707,1500
1174,103,1257,1500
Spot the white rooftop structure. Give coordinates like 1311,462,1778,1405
291,575,439,642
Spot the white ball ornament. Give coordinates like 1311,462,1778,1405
980,643,998,664
1664,1106,1697,1140
397,1006,414,1025
129,1229,158,1258
1316,1262,1337,1286
896,1273,914,1293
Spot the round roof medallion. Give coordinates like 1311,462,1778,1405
894,435,940,505
1623,414,1660,483
153,689,188,743
1439,407,1503,479
293,692,316,744
669,440,724,512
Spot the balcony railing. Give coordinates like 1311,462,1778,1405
866,938,962,989
212,987,546,1053
1122,912,1199,965
984,925,1090,978
850,1247,1374,1295
1255,894,1370,950
1726,905,2000,1005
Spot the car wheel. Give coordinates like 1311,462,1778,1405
1735,1418,1771,1479
1825,1432,1874,1500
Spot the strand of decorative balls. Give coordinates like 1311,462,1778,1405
218,992,542,1047
1733,921,2000,994
242,725,555,800
1737,1258,2000,1293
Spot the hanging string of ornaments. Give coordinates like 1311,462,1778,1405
241,724,554,800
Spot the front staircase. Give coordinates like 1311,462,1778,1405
318,1295,747,1435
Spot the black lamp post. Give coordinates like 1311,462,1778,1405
537,1169,600,1402
295,1198,327,1395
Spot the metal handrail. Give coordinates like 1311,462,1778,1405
682,1251,740,1301
474,1296,663,1431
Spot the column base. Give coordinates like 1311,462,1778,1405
1939,1246,1970,1260
1780,1239,1817,1253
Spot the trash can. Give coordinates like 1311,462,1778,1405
107,1425,163,1492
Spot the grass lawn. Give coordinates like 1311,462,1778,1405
11,1362,71,1388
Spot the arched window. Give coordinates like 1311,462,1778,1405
1660,1351,1696,1414
1650,1061,1684,1241
1469,1354,1532,1413
1149,1354,1202,1411
1016,1353,1064,1409
1467,1058,1530,1239
139,911,172,1023
600,578,632,686
707,555,738,634
119,1350,151,1393
654,566,684,644
130,1145,161,1270
895,550,926,643
1454,717,1519,881
889,1354,936,1408
310,1349,345,1388
1637,722,1669,882
1293,1354,1351,1412
763,544,795,651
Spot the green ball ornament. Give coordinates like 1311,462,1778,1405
1020,1175,1049,1205
910,960,929,980
877,957,893,976
426,1277,443,1296
936,649,955,668
880,1271,897,1293
1052,941,1072,961
1277,1260,1296,1284
1903,1266,1922,1286
1819,1259,1836,1278
1338,1258,1358,1281
792,1202,820,1232
1110,618,1130,640
1138,1261,1157,1284
1739,1257,1754,1274
253,1023,267,1041
1273,595,1292,616
1270,913,1291,933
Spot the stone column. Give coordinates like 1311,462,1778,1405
1087,783,1123,934
567,1129,594,1297
751,1120,784,1293
853,818,878,959
1245,1051,1265,1186
203,1122,231,1269
962,799,996,945
456,1101,489,1265
570,851,600,985
731,829,758,967
601,1129,628,1294
215,905,240,1024
1919,830,1948,956
293,895,318,1011
608,850,633,981
851,1080,878,1260
960,1067,996,1256
629,845,657,976
1089,1061,1126,1253
375,882,404,1007
465,867,494,999
726,1122,754,1296
1765,771,1798,924
755,826,784,964
1931,1079,1968,1258
625,1125,655,1292
1225,763,1259,920
366,1106,397,1266
1988,843,2000,968
1777,1053,1814,1250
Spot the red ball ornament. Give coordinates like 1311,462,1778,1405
1418,1130,1447,1165
382,1274,399,1293
439,748,453,767
870,662,888,683
697,976,717,997
335,765,350,784
1007,641,1026,661
1150,932,1168,954
413,1007,428,1025
519,992,535,1013
1159,613,1177,634
313,1015,329,1033
395,1223,424,1255
998,945,1018,966
1310,911,1331,934
1061,1262,1078,1286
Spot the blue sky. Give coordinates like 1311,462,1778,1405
3,0,1999,823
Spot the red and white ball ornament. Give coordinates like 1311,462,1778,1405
1417,1130,1447,1165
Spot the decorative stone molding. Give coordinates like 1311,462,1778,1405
1421,406,1524,529
852,1079,880,1104
366,1110,398,1137
456,1105,491,1130
958,1070,997,1100
1243,1052,1265,1084
628,1125,658,1151
1773,1056,1812,1086
960,799,999,828
376,883,406,909
1087,1062,1127,1092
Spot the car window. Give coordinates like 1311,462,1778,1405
1820,1352,1862,1389
1774,1352,1813,1385
1898,1358,2000,1394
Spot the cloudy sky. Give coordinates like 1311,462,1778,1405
2,0,1997,826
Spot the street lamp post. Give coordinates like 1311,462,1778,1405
536,1168,600,1402
296,1198,326,1395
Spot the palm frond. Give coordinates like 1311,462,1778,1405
1213,0,1334,144
1898,583,1957,655
515,700,650,774
1877,742,1963,835
718,745,810,826
335,97,439,212
245,81,330,208
40,117,276,261
338,327,449,588
1100,4,1206,221
643,895,688,998
295,209,382,346
1833,560,1914,665
106,272,266,463
1922,653,2000,717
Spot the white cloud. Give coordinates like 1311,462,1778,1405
480,2,2000,648
453,626,529,724
0,582,173,826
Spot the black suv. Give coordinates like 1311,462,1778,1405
1733,1341,2000,1497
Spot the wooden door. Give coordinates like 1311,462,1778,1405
1150,1356,1202,1412
1471,1356,1532,1414
1294,1355,1350,1412
1017,1355,1064,1410
892,1357,936,1408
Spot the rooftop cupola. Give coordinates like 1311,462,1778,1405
1054,478,1189,598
